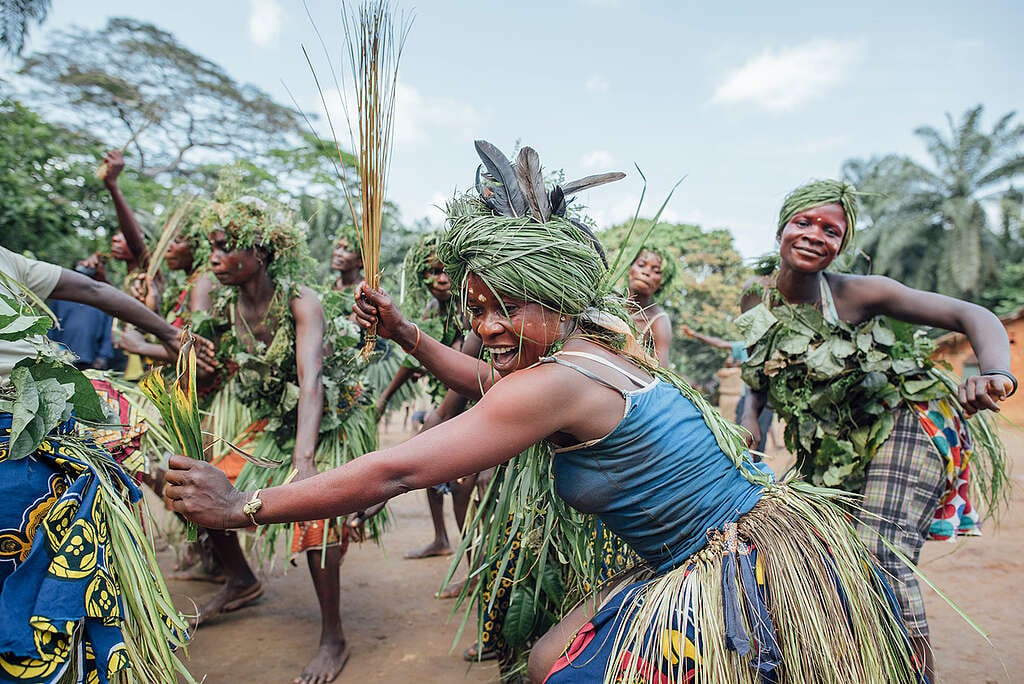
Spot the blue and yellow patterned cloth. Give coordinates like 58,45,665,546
0,414,137,684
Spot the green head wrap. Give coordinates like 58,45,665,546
438,195,612,317
777,179,859,253
199,174,312,283
400,231,442,304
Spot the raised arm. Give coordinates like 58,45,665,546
353,285,496,399
100,150,149,267
681,324,732,351
846,274,1013,413
291,287,326,480
165,362,578,529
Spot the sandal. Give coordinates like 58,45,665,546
462,642,498,662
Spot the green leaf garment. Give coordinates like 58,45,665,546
737,291,1008,530
194,183,385,558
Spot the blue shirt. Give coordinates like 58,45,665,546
47,300,114,367
552,374,765,572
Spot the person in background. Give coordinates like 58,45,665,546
47,254,115,370
680,323,775,454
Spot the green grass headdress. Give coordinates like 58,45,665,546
199,170,313,283
399,231,442,305
777,179,859,253
438,141,627,322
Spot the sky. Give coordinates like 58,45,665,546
6,0,1023,258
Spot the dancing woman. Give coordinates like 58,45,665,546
165,143,925,684
737,179,1012,680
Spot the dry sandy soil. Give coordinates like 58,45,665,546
160,423,1024,683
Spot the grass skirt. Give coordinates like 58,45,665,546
545,484,922,684
230,400,384,561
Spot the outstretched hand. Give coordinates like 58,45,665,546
163,454,248,529
958,374,1014,417
353,282,416,346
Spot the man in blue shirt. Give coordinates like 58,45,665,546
47,256,115,370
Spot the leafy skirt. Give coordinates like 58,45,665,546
544,484,923,684
0,415,192,684
229,398,384,561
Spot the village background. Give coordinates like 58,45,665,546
2,1,1023,682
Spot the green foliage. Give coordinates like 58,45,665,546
0,0,51,56
599,219,749,385
737,300,947,490
843,105,1024,301
0,282,104,458
0,97,117,263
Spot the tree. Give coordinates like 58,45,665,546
842,105,1024,300
17,17,304,180
0,96,117,264
1,0,50,56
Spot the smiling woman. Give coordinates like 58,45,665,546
738,178,1013,681
165,143,926,684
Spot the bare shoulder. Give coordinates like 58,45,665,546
828,272,909,306
290,286,324,317
740,275,771,312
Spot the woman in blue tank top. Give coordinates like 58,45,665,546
164,142,925,683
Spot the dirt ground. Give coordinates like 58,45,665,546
161,422,1024,683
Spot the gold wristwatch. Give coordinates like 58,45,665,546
242,489,263,526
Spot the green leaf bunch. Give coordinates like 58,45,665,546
738,301,948,490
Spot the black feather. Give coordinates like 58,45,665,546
474,140,527,217
561,171,626,197
514,147,551,222
549,185,567,217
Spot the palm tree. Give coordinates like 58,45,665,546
1,0,51,56
842,105,1024,300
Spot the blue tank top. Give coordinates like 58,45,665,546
546,352,766,572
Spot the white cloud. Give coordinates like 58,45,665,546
711,39,863,111
249,0,283,48
585,75,610,94
579,150,615,172
394,82,481,145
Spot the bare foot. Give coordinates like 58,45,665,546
190,580,263,629
294,639,350,684
436,577,474,600
403,539,453,559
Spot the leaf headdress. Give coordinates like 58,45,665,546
199,169,314,286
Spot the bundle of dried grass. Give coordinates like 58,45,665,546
311,0,411,357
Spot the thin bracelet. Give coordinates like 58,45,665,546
401,323,421,355
982,369,1018,398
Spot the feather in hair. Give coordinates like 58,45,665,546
514,146,551,222
474,139,527,217
549,185,567,217
561,171,627,197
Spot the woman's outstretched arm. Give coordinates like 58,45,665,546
164,361,584,528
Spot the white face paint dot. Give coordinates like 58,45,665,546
477,294,486,302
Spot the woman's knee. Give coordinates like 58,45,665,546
526,641,555,684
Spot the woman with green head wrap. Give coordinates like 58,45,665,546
738,178,1014,680
625,243,675,366
166,146,926,684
